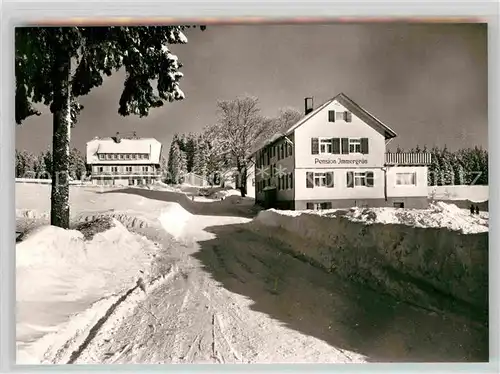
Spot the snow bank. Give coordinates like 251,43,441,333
16,219,160,363
158,203,192,239
346,201,488,234
269,201,488,234
254,203,488,318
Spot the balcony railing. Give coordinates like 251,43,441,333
385,152,432,166
91,171,161,177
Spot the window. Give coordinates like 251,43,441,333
112,154,117,160
314,173,327,187
119,154,124,159
394,202,405,208
349,138,362,153
125,166,132,172
307,172,334,188
354,172,365,186
98,154,104,160
347,171,374,188
335,111,344,121
307,202,332,210
319,138,333,154
142,166,149,172
396,172,417,186
98,166,104,173
111,166,118,173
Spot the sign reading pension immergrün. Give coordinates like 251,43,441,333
314,158,368,165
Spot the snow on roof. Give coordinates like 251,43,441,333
251,93,398,155
86,137,162,164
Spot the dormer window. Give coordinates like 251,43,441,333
98,154,104,160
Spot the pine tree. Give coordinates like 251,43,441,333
192,134,207,177
427,145,441,186
16,25,205,228
166,137,187,184
159,155,168,182
69,148,87,180
43,149,53,179
185,133,196,172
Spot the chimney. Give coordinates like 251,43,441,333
114,132,121,143
305,97,313,115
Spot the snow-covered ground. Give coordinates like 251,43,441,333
15,183,488,363
16,219,161,363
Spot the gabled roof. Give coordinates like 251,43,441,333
86,137,162,164
252,92,398,155
332,93,398,140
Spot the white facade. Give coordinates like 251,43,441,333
253,93,431,210
86,136,163,186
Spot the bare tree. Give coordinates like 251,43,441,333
206,95,266,197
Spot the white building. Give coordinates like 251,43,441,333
252,93,432,210
86,133,163,186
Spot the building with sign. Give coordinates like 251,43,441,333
86,133,163,186
252,93,432,210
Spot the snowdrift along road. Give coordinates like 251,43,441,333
253,203,488,322
16,218,161,364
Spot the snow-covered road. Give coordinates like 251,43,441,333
69,213,487,364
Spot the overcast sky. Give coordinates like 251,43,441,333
16,22,488,155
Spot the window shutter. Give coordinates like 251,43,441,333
326,172,334,188
306,172,314,188
290,173,294,189
341,138,349,154
285,143,288,158
285,175,289,189
328,110,335,122
346,111,352,122
332,138,341,154
289,144,293,156
361,138,369,154
343,111,348,121
366,171,374,187
347,171,354,188
311,138,319,155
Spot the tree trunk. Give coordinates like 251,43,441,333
50,52,72,229
238,165,248,198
